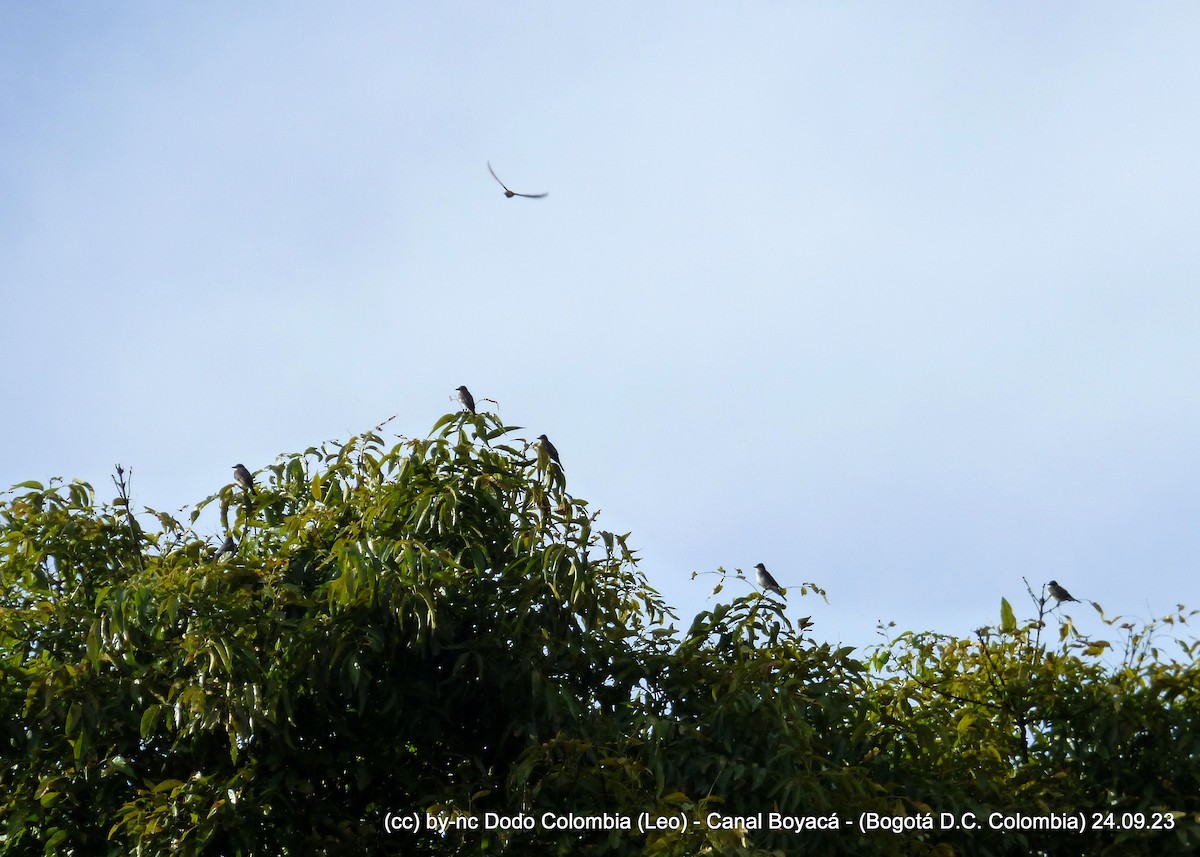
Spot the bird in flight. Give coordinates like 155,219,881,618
456,385,476,414
488,161,547,199
232,464,255,495
755,563,786,599
1046,580,1079,604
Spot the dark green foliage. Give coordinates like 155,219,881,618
2,414,1198,856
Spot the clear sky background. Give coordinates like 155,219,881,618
3,4,1198,651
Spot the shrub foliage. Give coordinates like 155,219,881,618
2,412,1198,855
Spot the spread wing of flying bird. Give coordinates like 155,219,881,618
487,161,548,198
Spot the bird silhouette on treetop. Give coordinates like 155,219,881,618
232,464,255,495
1047,580,1079,604
755,563,785,599
536,434,562,468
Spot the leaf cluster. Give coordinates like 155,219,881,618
2,415,1199,856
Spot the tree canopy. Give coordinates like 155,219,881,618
2,411,1198,855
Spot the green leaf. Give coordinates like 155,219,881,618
140,705,161,740
1000,597,1016,633
65,702,82,737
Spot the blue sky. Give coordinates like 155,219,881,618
4,3,1199,650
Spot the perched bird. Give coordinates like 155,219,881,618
214,535,237,561
1047,580,1078,604
456,385,476,414
487,161,548,199
536,434,562,468
755,563,785,599
232,464,256,495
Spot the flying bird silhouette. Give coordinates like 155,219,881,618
456,385,476,414
755,563,786,599
488,161,548,199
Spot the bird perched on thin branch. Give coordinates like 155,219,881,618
1047,580,1078,604
536,434,562,469
232,464,255,495
456,385,476,414
214,535,237,561
755,563,785,599
488,161,548,199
